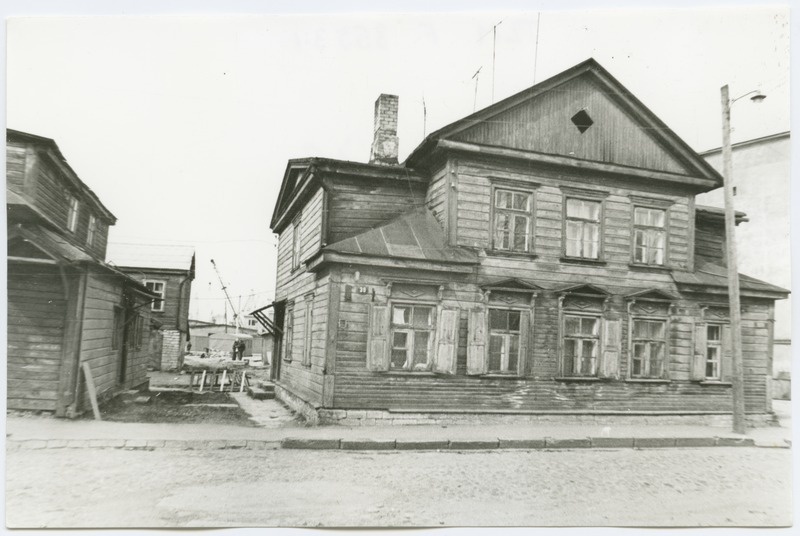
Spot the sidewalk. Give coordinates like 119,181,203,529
6,400,791,452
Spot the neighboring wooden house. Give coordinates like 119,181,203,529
696,132,792,398
267,59,788,426
7,129,156,416
106,244,195,371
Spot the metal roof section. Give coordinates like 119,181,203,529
672,259,789,298
106,243,196,272
695,204,748,224
322,207,479,264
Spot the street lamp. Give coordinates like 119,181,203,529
720,85,766,434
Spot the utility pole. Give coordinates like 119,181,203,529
720,85,765,434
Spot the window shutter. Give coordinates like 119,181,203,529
721,324,733,382
518,310,531,376
434,308,459,374
599,318,620,379
691,322,707,381
366,304,390,371
467,308,487,375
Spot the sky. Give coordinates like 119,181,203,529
4,2,791,323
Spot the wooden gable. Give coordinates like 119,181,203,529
452,74,690,175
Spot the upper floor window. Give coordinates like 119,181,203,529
565,198,600,259
144,280,166,312
67,195,79,233
493,189,533,253
291,216,302,270
86,215,97,247
633,207,666,265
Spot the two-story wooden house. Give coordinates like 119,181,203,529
267,59,788,426
106,243,195,371
7,129,156,417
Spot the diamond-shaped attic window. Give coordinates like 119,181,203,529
571,110,594,134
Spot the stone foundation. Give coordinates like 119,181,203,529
316,408,779,428
273,382,319,425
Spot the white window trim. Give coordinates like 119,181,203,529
86,214,97,247
486,307,526,375
561,312,601,377
705,323,724,380
144,280,166,312
491,187,534,254
629,316,668,379
388,301,437,372
67,195,79,233
632,206,668,266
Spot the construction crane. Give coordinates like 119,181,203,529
210,259,242,332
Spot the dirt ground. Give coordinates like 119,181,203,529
95,390,258,426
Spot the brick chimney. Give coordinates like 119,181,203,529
369,94,399,165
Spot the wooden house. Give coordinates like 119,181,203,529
7,129,156,416
266,59,788,426
106,244,195,371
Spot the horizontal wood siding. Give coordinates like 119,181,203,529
278,273,330,406
695,219,725,264
128,270,190,332
6,141,27,195
453,75,689,175
425,166,448,228
275,187,324,298
455,159,692,272
7,265,65,411
331,267,771,413
326,175,427,244
79,269,150,407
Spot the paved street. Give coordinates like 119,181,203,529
6,446,791,528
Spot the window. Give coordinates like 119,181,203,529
565,198,601,259
705,324,722,380
86,214,97,247
633,207,666,265
67,195,79,233
631,319,667,378
144,280,166,312
563,314,600,376
488,309,522,373
291,216,302,270
302,299,313,366
390,304,435,371
284,304,294,361
493,189,532,253
248,318,257,328
571,110,594,134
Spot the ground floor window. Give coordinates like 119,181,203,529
705,324,722,380
390,304,435,371
563,314,600,376
630,318,667,378
488,309,521,373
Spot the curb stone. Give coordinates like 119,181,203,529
634,437,676,448
281,438,341,450
545,438,591,449
498,438,546,449
395,439,449,450
590,437,635,448
340,439,396,450
449,440,500,450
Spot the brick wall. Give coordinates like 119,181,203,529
160,329,184,371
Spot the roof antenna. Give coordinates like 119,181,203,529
492,19,503,103
533,12,542,84
472,67,482,112
422,95,427,137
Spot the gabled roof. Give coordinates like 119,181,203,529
7,129,117,223
405,58,723,189
106,243,196,273
270,157,426,233
672,259,789,299
320,207,478,265
7,223,155,296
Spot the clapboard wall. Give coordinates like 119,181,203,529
329,266,771,413
7,264,66,411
